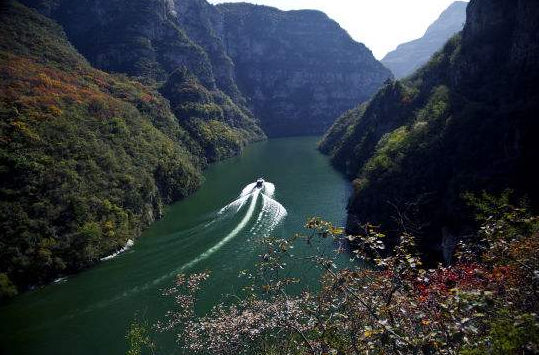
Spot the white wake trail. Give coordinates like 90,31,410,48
73,181,286,313
262,182,275,198
152,182,285,286
154,187,261,284
250,192,287,237
261,193,287,232
241,183,257,197
218,194,250,215
100,239,134,261
218,182,259,215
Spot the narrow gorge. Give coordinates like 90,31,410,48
2,0,539,354
1,0,390,296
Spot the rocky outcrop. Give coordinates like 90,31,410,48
321,0,539,260
172,0,245,104
217,3,392,136
382,1,467,79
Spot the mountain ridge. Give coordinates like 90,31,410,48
22,0,392,137
381,1,467,79
217,2,392,136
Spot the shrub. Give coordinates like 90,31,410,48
156,194,539,355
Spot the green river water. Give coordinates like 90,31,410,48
0,136,351,355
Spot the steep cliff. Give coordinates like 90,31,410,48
23,0,212,84
20,0,266,162
0,1,205,296
22,0,390,138
321,0,539,260
382,1,467,79
173,0,245,104
217,3,392,136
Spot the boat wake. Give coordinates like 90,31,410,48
65,180,287,316
101,239,134,261
162,180,287,278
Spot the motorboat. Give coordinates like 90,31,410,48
256,178,265,188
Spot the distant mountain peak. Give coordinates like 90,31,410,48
424,1,468,37
382,1,468,79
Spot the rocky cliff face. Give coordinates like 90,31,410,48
24,0,213,84
321,0,539,261
217,3,392,136
23,0,391,138
172,0,245,104
382,1,467,79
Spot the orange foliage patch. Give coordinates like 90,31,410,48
0,53,157,122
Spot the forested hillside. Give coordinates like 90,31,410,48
20,0,267,160
321,0,539,260
159,67,264,162
0,0,392,298
0,1,206,297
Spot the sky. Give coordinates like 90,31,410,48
208,0,466,59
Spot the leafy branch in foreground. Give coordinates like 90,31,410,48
158,194,539,355
125,318,157,355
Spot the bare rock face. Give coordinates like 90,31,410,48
217,3,392,137
171,0,245,104
22,0,391,139
382,1,467,79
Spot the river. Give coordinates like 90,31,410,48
0,136,351,355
